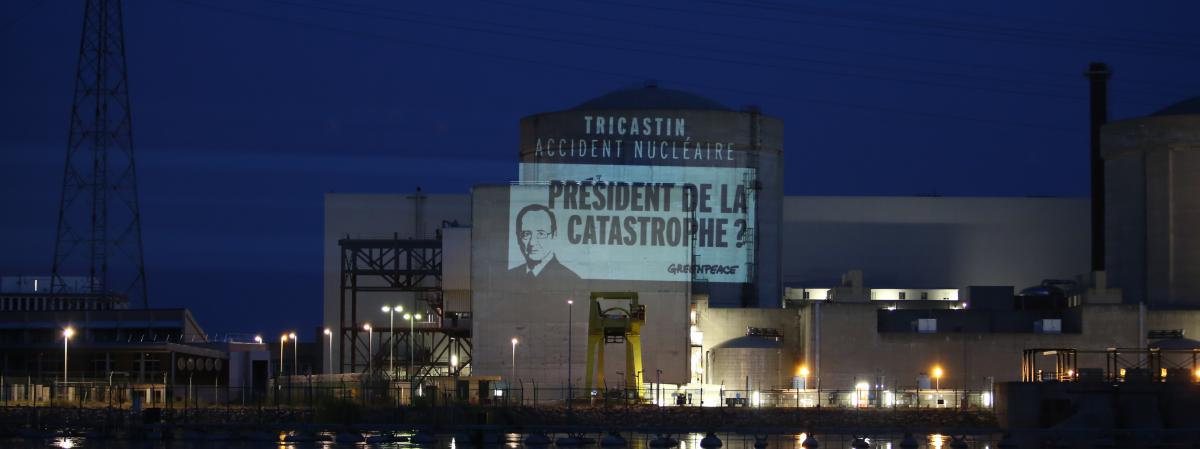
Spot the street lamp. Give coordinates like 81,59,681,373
567,298,574,405
382,305,401,378
254,335,263,344
323,328,332,374
511,337,519,383
932,366,944,390
363,323,373,374
289,332,298,376
279,334,288,376
62,327,75,386
798,365,810,389
404,313,422,380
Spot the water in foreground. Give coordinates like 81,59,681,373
0,431,1026,449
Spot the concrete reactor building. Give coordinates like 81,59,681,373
323,79,1200,406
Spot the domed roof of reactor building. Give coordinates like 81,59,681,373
1150,96,1200,117
571,81,732,111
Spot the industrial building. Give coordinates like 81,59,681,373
322,79,1200,403
0,276,273,406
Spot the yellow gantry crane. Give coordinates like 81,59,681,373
583,292,645,398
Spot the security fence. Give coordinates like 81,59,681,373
0,375,994,411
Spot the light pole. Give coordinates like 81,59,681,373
404,313,422,380
62,327,74,386
289,332,298,376
279,334,288,376
363,324,373,374
382,305,401,378
656,369,662,405
323,329,332,374
567,299,573,405
511,337,519,383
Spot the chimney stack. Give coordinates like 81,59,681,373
1086,62,1111,272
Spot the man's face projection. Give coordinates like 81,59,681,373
518,210,555,263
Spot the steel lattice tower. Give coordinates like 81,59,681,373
50,0,148,308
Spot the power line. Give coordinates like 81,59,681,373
466,0,1191,99
253,0,1164,106
172,0,1085,134
0,0,45,33
707,0,1200,55
829,0,1200,42
578,0,1200,61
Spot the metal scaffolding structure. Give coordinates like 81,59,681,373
51,0,148,308
337,234,470,382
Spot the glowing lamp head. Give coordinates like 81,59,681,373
363,323,371,331
254,335,263,344
280,334,287,342
415,313,422,320
567,299,573,305
323,328,331,335
798,366,810,377
288,332,296,340
382,305,390,312
511,337,519,346
63,327,75,339
403,313,411,320
932,366,944,378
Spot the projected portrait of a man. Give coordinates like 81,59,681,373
509,204,581,283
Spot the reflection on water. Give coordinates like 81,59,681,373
2,431,1007,449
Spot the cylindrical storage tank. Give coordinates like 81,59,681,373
710,335,783,392
1102,97,1200,307
517,83,784,308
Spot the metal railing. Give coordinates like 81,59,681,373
0,377,995,411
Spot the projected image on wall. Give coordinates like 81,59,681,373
509,163,756,283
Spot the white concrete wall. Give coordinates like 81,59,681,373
781,196,1091,291
469,185,691,387
323,193,1097,378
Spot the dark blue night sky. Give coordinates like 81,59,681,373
2,0,1198,339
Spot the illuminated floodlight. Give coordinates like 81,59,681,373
323,328,331,335
363,323,371,331
254,335,263,344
